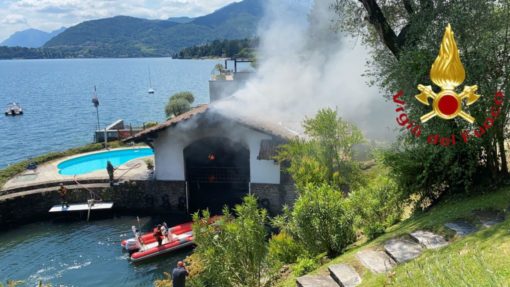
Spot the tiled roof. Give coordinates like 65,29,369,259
125,104,298,142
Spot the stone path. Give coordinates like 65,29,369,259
329,264,361,287
296,208,510,286
384,238,423,263
297,275,339,287
473,210,505,228
444,221,478,236
295,229,450,286
410,230,449,249
356,250,396,274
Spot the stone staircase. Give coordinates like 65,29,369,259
296,211,504,287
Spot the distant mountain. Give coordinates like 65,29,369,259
168,17,194,24
1,27,66,48
43,0,263,57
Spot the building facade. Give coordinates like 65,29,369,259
128,105,297,214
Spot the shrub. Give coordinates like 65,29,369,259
350,174,404,239
144,158,154,170
143,121,158,129
292,184,356,257
292,257,318,277
276,108,364,192
268,232,305,265
192,195,269,287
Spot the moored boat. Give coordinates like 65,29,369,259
122,216,220,262
5,102,23,116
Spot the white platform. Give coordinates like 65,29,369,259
49,202,114,213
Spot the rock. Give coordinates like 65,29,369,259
329,264,361,287
444,221,478,236
473,210,505,228
410,230,448,249
296,275,339,287
384,238,423,263
356,250,396,274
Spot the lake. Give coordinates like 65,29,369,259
0,58,219,286
0,58,221,168
0,216,192,286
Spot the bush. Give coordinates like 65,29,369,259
382,144,481,210
276,108,364,192
268,232,305,265
144,158,154,170
191,195,270,287
292,184,356,257
292,257,318,277
350,173,404,239
143,121,158,129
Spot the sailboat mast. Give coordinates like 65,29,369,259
148,67,152,88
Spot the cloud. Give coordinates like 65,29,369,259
2,14,27,24
38,6,74,14
0,0,239,41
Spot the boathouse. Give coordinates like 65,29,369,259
127,59,297,214
127,104,297,214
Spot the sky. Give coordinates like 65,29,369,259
0,0,239,41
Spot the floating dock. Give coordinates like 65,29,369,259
49,202,114,213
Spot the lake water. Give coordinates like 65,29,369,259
0,58,221,168
0,58,219,285
0,216,192,286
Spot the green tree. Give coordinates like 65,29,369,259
165,91,195,118
277,108,364,192
192,195,270,287
334,0,510,198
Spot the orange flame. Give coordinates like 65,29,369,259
430,24,465,90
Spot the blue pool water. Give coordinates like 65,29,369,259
58,148,154,175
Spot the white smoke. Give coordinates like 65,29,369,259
214,0,397,141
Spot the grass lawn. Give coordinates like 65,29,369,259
276,186,510,286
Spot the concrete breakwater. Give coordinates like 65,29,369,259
0,180,186,228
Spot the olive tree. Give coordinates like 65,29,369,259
165,91,195,118
334,0,510,199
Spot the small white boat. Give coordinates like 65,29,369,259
5,102,23,116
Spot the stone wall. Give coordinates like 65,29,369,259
0,178,297,228
250,183,296,215
0,180,186,229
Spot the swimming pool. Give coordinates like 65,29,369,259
58,148,154,175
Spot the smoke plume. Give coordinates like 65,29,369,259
214,0,396,141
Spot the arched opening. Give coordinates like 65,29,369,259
184,137,250,213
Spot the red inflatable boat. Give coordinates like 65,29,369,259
122,216,220,262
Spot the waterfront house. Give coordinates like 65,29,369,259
126,59,297,214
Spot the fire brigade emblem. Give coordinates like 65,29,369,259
415,24,480,123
